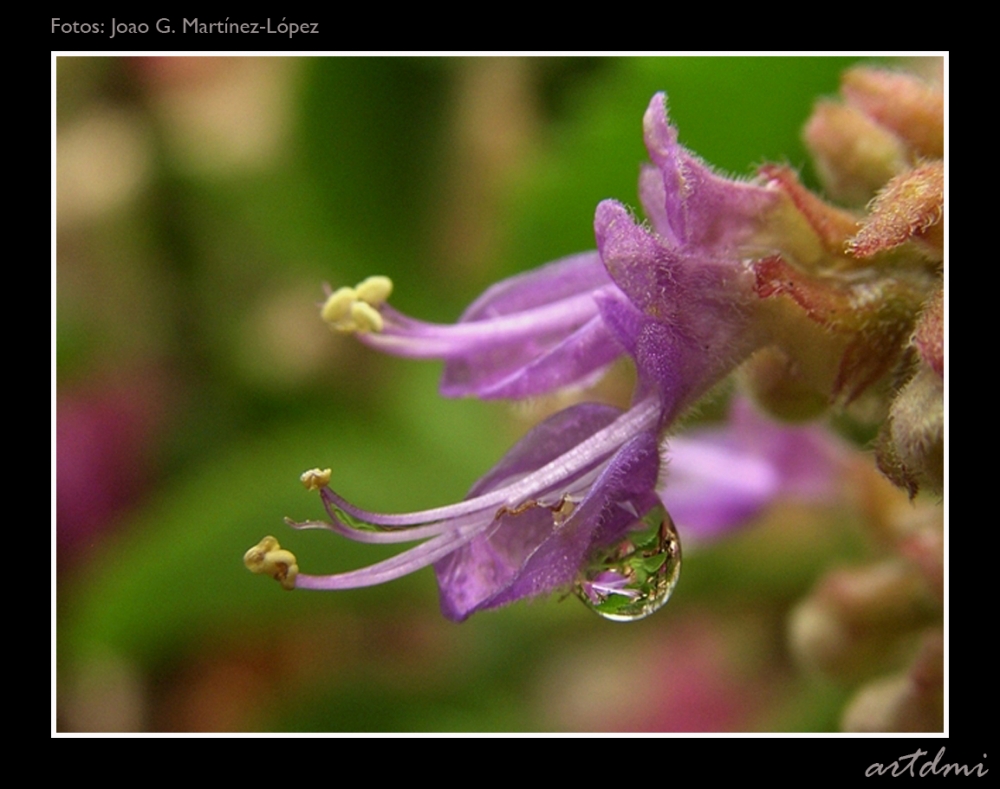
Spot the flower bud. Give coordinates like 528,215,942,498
739,346,830,422
804,101,909,206
841,628,943,732
841,68,944,159
913,287,943,378
848,162,944,260
788,560,938,680
876,365,944,497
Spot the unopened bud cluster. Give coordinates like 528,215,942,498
788,471,943,731
745,66,943,499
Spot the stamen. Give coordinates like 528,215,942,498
321,276,394,333
350,301,384,333
300,468,332,491
321,287,357,324
355,275,393,306
267,399,658,593
244,536,299,590
310,399,658,528
286,507,455,544
294,528,480,590
358,288,613,359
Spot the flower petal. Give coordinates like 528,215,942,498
641,92,781,254
661,398,845,539
594,199,760,419
439,251,623,398
457,251,611,319
440,313,624,400
466,402,624,496
436,428,662,621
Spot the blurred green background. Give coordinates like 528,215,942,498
57,56,924,732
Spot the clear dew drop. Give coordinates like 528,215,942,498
574,502,681,622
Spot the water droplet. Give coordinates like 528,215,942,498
575,502,681,622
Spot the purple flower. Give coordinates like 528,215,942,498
662,398,845,540
594,93,792,422
246,93,821,621
326,94,784,417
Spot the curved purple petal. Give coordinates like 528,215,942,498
594,200,760,420
638,164,671,239
641,92,781,255
661,436,779,538
724,397,846,500
436,429,662,621
457,251,611,319
661,398,846,539
440,313,624,400
467,402,623,496
440,251,621,398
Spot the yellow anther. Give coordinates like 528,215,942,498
350,301,384,333
321,278,392,333
300,467,332,491
244,535,299,591
321,286,358,324
355,275,393,306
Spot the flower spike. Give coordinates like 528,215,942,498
248,75,943,621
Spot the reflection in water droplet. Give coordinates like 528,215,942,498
575,502,681,622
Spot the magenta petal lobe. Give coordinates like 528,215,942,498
436,427,664,621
